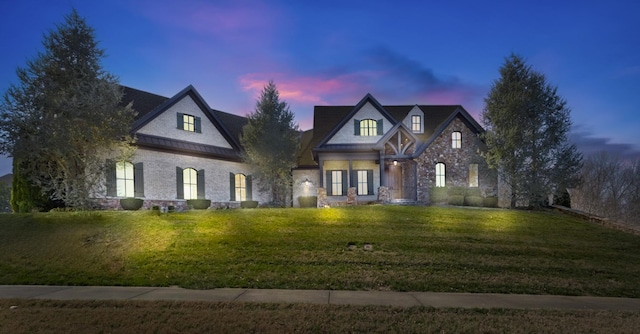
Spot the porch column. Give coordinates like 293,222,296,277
319,156,324,188
379,151,386,187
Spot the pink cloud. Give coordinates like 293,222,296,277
239,72,371,106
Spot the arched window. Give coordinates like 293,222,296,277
235,173,246,201
435,163,446,187
452,132,461,148
183,168,198,200
360,119,378,136
116,161,134,197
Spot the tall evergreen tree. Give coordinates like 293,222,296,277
0,9,135,209
481,54,582,208
240,81,299,207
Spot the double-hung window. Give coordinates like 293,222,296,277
411,115,421,133
452,132,461,148
116,161,134,197
435,163,446,187
331,170,343,195
177,113,202,133
183,168,198,200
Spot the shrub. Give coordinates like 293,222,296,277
430,187,448,204
464,196,484,207
241,200,259,208
120,198,143,211
483,196,499,208
447,187,466,197
465,187,482,197
448,195,464,206
187,199,211,210
298,196,317,208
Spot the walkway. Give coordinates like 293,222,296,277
2,285,640,311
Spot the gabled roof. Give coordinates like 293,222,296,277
296,93,485,166
413,106,484,156
315,93,397,148
125,85,242,151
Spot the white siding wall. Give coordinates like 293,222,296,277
102,148,268,203
327,102,388,144
137,96,233,148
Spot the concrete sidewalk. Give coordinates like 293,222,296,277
1,285,640,311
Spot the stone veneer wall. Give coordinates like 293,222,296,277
415,116,497,204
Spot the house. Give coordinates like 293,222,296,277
97,85,269,210
292,94,497,206
99,85,497,209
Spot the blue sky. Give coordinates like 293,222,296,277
1,0,639,176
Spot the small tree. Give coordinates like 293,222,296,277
482,54,582,208
0,9,135,209
240,81,299,206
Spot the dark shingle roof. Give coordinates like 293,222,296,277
296,102,481,167
121,86,169,121
120,86,247,158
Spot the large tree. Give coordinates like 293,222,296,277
0,9,135,210
481,54,582,208
240,81,299,207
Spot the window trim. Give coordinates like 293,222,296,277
359,119,377,136
469,164,479,188
411,115,422,133
435,163,446,188
183,168,198,200
452,131,461,149
115,161,134,198
177,113,202,133
235,173,246,201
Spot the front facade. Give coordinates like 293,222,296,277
98,85,268,210
292,94,497,206
99,85,497,209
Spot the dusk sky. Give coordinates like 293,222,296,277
1,0,639,176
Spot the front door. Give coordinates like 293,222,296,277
387,165,403,200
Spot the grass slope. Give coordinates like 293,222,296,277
0,206,639,297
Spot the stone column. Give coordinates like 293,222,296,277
377,186,390,204
346,187,358,206
317,188,328,208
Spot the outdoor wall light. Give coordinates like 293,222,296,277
393,160,398,166
302,178,312,186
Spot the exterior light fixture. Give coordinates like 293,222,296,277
393,160,398,166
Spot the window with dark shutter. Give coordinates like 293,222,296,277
134,162,144,197
229,172,236,201
106,160,116,197
176,167,184,199
197,169,205,199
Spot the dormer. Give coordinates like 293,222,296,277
403,105,424,134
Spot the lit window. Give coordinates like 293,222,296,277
116,161,134,197
331,170,343,195
183,114,195,132
411,115,421,133
357,170,368,195
235,174,246,201
435,163,446,187
452,132,461,148
469,164,479,187
360,119,378,136
183,168,198,200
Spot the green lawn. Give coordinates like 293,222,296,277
1,206,639,297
